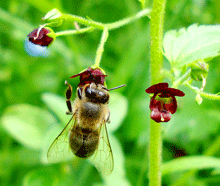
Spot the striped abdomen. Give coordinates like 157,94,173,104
69,126,99,158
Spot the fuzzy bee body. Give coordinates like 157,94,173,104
69,83,110,158
47,82,113,175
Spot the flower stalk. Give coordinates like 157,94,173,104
149,0,166,186
184,82,220,100
93,27,109,68
53,8,151,37
55,26,94,37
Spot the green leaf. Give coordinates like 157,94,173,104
163,24,220,68
1,104,56,150
41,93,72,126
108,92,128,132
162,156,220,175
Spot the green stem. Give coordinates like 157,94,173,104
62,14,104,29
105,8,151,30
92,28,109,68
55,26,94,37
61,8,151,31
184,82,220,100
172,69,191,88
149,122,162,186
149,0,166,186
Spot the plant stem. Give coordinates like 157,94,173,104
149,0,166,186
63,14,104,29
172,69,191,88
105,8,151,30
92,28,109,68
61,9,151,31
55,26,94,37
184,82,220,100
150,0,166,85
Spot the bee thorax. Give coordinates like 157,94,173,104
80,102,102,119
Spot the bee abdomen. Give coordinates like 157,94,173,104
69,127,99,158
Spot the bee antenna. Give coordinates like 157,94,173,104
107,84,126,91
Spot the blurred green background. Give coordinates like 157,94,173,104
1,0,220,185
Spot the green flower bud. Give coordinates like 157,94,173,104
42,8,63,27
190,60,209,81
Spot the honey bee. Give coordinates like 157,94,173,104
47,78,125,175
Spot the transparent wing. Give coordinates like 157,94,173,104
47,115,75,163
89,123,114,176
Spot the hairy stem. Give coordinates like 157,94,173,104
93,28,109,68
149,0,166,185
61,9,151,31
185,82,220,100
105,9,151,30
173,69,191,88
55,26,94,37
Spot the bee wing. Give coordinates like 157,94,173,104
89,123,114,176
47,115,75,163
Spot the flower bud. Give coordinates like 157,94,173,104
28,27,55,47
25,27,55,57
42,8,63,27
190,60,209,81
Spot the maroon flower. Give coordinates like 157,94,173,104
70,67,107,87
28,28,54,46
145,83,185,123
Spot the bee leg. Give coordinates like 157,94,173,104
65,80,73,115
106,112,111,124
77,87,82,100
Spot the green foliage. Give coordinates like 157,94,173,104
163,24,220,68
1,104,56,150
1,0,220,186
162,156,220,175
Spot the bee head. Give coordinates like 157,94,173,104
83,83,109,104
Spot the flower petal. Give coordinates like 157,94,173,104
163,95,177,114
28,28,53,46
70,67,107,86
151,108,171,123
165,88,185,97
149,94,161,111
145,83,169,93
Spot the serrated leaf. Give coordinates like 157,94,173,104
108,92,128,132
162,156,220,175
1,104,56,150
163,24,220,68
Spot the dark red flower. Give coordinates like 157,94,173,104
70,67,107,87
145,83,185,123
28,28,54,46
